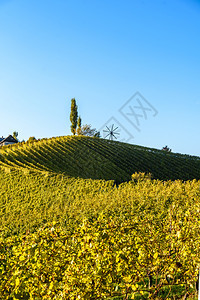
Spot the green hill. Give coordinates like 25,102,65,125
0,135,200,182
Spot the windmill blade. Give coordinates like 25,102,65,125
104,133,111,139
112,133,118,139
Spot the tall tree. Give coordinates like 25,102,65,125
70,98,78,135
77,116,82,135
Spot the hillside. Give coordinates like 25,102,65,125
0,135,200,182
1,136,200,299
1,169,200,299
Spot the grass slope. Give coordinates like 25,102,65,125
0,135,200,182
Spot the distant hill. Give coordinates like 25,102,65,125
0,135,200,182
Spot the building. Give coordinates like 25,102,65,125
0,135,18,147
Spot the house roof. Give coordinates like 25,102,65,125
0,135,18,145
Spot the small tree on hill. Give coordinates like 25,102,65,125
13,131,18,140
162,145,172,152
78,124,100,137
27,136,37,142
70,98,78,135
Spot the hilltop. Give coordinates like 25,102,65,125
0,135,200,182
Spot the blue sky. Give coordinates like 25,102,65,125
0,0,200,156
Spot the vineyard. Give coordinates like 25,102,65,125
1,136,200,299
0,135,200,182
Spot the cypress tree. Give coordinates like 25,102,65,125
77,116,82,135
70,98,78,135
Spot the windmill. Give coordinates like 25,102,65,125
103,124,120,141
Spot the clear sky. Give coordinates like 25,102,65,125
0,0,200,156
